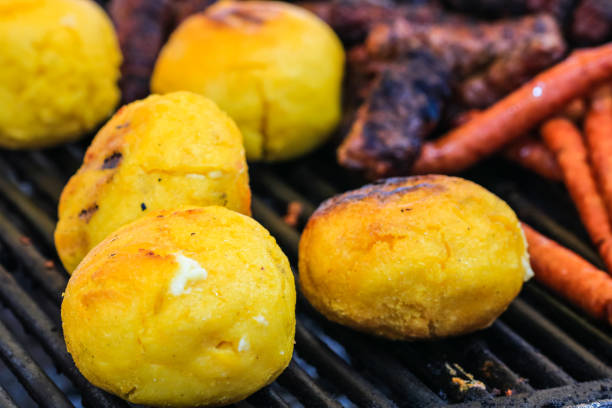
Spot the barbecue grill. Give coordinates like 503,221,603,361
0,136,610,407
1,0,612,402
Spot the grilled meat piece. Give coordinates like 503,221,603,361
109,0,216,104
109,0,172,104
366,13,566,77
338,50,450,179
572,0,612,45
172,0,217,22
458,15,566,107
339,13,565,176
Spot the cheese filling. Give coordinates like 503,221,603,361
169,253,208,295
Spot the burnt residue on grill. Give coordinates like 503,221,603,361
78,203,99,223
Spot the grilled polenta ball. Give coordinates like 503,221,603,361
151,1,344,161
0,0,120,148
55,92,250,273
62,206,296,407
299,175,533,340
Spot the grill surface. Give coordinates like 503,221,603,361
0,138,610,408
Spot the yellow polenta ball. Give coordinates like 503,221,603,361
151,1,344,161
55,92,250,273
299,175,533,340
0,0,120,148
62,206,296,407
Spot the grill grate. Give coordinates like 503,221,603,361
0,144,610,408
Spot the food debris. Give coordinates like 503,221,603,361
446,363,487,392
19,236,31,245
44,260,55,269
283,201,303,227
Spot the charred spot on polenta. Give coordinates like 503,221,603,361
101,152,123,169
78,204,99,223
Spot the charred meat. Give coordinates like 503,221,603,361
338,50,450,179
572,0,612,45
365,13,566,78
109,0,216,104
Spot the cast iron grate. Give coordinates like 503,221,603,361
0,140,610,408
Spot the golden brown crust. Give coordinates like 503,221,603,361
62,206,295,406
55,92,251,273
299,175,529,340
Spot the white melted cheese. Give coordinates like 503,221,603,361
253,315,268,326
169,253,208,295
238,337,250,352
519,226,534,282
186,171,224,180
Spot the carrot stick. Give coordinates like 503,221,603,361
503,137,562,181
412,43,612,174
522,223,612,324
585,85,612,222
541,117,612,272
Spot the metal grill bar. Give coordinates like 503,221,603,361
248,388,291,408
0,319,73,408
276,361,343,408
0,210,65,304
3,153,64,201
484,321,575,388
294,323,397,408
251,197,300,259
306,321,444,407
254,168,316,218
0,384,18,408
286,165,338,201
521,284,612,362
503,299,612,380
0,265,129,408
0,175,54,248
